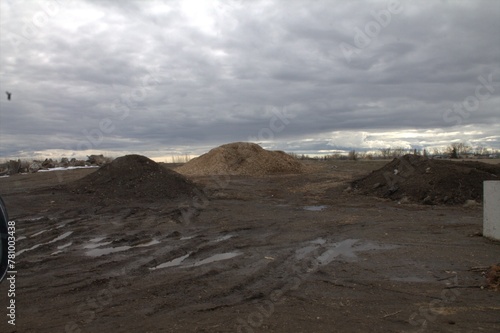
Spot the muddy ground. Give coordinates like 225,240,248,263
0,160,499,333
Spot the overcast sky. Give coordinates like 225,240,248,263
1,0,499,160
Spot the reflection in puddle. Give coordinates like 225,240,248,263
295,246,318,260
17,231,74,256
151,253,192,270
303,205,328,211
86,246,132,257
51,242,74,256
48,231,73,243
136,239,161,247
296,238,398,266
213,235,233,243
57,242,73,250
295,238,328,260
151,252,242,270
310,238,326,245
193,252,241,266
84,241,112,249
316,239,360,265
84,237,110,249
85,238,160,257
16,244,43,256
31,229,49,237
89,237,106,243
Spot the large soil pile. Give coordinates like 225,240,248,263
176,142,304,176
70,154,197,199
352,155,500,205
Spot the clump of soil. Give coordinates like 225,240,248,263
70,154,197,200
352,155,500,205
486,264,500,291
176,142,304,176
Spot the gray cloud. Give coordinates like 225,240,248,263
1,0,499,160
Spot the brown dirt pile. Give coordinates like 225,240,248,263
176,142,304,176
352,155,500,205
70,154,197,199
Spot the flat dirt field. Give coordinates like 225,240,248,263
1,159,499,333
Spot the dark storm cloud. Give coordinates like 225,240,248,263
0,0,499,159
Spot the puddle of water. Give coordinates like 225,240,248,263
151,252,243,270
213,235,233,243
51,242,74,256
310,238,326,245
84,241,113,249
136,239,161,247
84,237,110,249
150,253,192,270
16,231,74,256
16,244,43,256
85,238,160,256
295,238,327,259
57,242,73,250
48,231,73,244
303,205,328,211
25,217,47,222
296,245,318,260
316,239,360,265
86,246,132,257
193,252,241,267
89,237,106,243
295,238,399,266
31,229,49,237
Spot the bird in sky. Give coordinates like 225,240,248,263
5,91,11,101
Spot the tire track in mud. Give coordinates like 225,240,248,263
140,234,399,319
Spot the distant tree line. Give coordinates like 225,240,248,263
169,154,192,163
289,143,499,161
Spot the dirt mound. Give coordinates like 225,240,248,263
70,154,197,199
352,155,500,205
176,142,304,176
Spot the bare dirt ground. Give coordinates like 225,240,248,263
1,160,499,333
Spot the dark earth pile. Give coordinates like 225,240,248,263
176,142,304,176
352,155,500,205
70,154,197,200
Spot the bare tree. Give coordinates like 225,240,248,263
474,146,489,156
450,147,458,159
379,148,392,159
348,150,358,161
392,147,405,157
447,142,471,158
